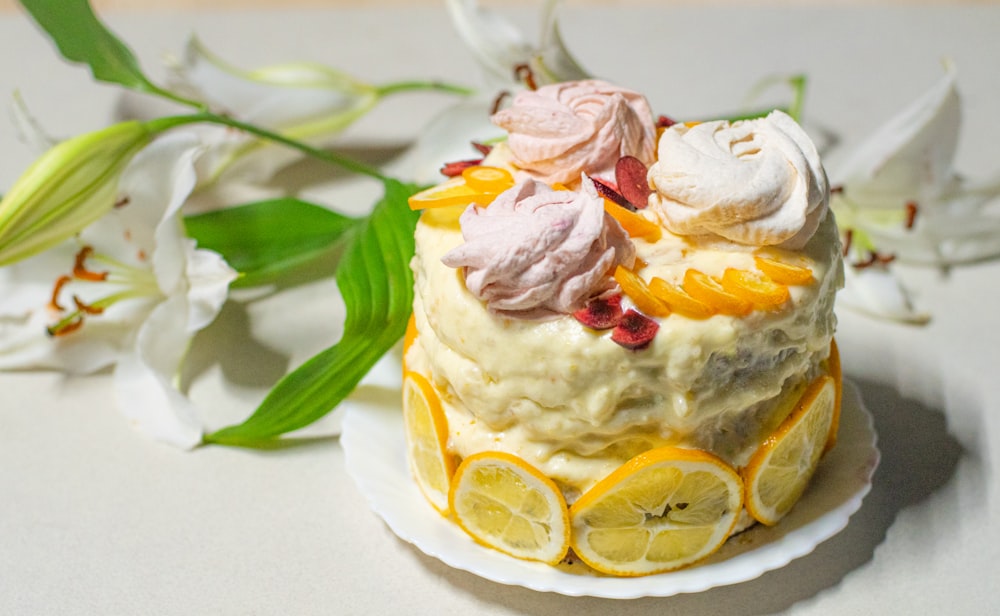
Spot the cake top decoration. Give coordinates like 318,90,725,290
441,177,635,318
490,79,657,186
647,110,829,249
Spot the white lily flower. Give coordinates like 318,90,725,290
0,132,238,448
446,0,588,88
165,36,380,182
832,68,1000,265
837,260,930,324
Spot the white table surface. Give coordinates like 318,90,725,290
1,5,998,615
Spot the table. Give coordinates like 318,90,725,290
1,5,997,614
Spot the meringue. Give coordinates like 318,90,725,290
648,110,829,249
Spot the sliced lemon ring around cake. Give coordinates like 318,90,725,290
742,374,838,526
402,371,455,515
569,447,744,576
449,451,571,565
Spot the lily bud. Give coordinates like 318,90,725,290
0,120,153,266
168,36,379,138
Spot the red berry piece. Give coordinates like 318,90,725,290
440,159,484,177
657,115,677,128
590,176,636,212
615,156,652,209
611,309,659,350
573,294,625,330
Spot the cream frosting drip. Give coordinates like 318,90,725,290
490,79,657,185
647,110,829,249
441,178,635,318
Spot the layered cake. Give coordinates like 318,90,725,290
402,79,843,575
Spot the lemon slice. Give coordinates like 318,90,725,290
408,165,514,211
449,451,570,565
648,276,717,319
461,165,514,192
569,447,744,576
402,371,455,514
682,269,753,316
742,374,837,526
753,255,815,285
720,268,791,311
602,199,662,241
613,266,671,317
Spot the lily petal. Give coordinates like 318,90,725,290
835,69,960,209
832,68,1000,264
167,36,378,133
445,0,588,87
838,263,930,324
166,37,381,184
114,293,204,449
389,94,504,184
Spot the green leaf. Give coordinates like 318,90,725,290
203,179,421,447
18,0,196,106
184,198,360,288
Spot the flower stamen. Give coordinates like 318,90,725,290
73,246,109,282
514,63,537,90
47,315,84,337
49,274,72,311
905,201,918,229
491,90,510,115
73,296,105,315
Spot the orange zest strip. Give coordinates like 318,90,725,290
613,266,670,318
602,200,662,241
753,255,814,285
48,275,72,311
72,246,108,282
682,269,753,316
720,268,790,311
648,276,717,319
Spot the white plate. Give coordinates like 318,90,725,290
342,379,879,598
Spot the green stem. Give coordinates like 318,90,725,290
375,79,475,98
144,113,388,181
787,75,807,123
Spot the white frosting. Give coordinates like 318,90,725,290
647,110,829,249
491,79,657,185
440,178,635,318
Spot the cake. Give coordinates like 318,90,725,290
402,79,843,576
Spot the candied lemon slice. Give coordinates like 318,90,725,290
754,255,815,285
569,447,744,576
682,269,753,316
408,177,505,212
742,375,837,526
648,276,717,319
720,268,791,311
402,371,455,514
450,451,570,565
461,165,514,192
603,200,662,241
613,266,671,317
